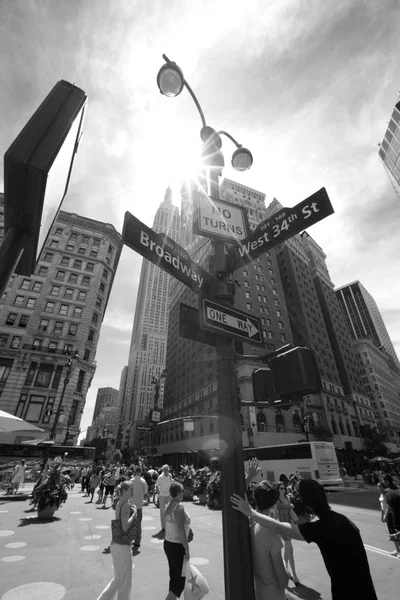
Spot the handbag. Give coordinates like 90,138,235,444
188,527,194,543
111,503,137,545
183,563,209,600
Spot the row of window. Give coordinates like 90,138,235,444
15,392,80,426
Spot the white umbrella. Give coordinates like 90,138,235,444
0,410,44,434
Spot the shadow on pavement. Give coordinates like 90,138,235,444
23,507,36,513
18,516,61,526
287,583,323,599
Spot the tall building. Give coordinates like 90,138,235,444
0,193,122,444
378,95,400,199
92,387,119,421
116,365,128,448
121,188,180,447
335,281,400,369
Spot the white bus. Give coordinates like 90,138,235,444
243,441,343,486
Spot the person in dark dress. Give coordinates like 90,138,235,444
231,479,378,600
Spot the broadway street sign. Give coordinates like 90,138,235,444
228,188,334,269
122,212,212,294
201,299,264,346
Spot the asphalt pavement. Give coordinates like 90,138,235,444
0,487,398,599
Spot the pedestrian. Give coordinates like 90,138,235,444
103,469,117,508
81,466,88,493
277,481,300,585
384,488,400,557
249,481,288,600
163,482,191,600
231,479,378,600
96,481,137,600
97,469,107,504
130,466,148,550
156,464,173,532
89,471,101,503
11,460,26,494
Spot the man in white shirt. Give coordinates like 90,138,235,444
130,466,148,549
156,464,173,531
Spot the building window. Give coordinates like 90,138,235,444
25,363,37,386
26,298,36,309
95,297,102,308
52,366,63,389
18,315,29,328
77,291,86,301
50,240,58,248
280,333,286,342
93,238,100,248
42,397,55,423
53,321,63,334
43,252,53,262
82,235,90,244
102,268,108,280
275,413,285,433
69,273,78,283
37,267,48,277
13,295,25,306
38,319,49,332
0,360,12,383
73,259,82,269
0,334,9,348
83,349,90,362
246,303,252,311
76,370,85,393
107,244,113,255
99,282,105,293
32,339,42,350
67,243,74,252
64,288,74,299
56,270,65,281
20,279,30,290
293,413,302,433
48,341,58,353
86,262,94,272
61,256,69,266
15,394,27,418
74,307,83,317
45,301,55,313
88,329,95,342
68,324,78,336
10,336,21,349
32,282,42,292
257,413,267,432
92,312,99,324
55,228,63,236
70,233,78,241
59,304,69,316
82,276,91,286
24,395,46,422
64,343,73,354
70,400,80,425
90,250,98,258
35,364,54,388
78,247,86,255
50,285,60,296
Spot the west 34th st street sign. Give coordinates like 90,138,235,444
228,187,334,269
202,299,264,346
122,212,213,294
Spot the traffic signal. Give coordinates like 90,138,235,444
252,368,276,405
269,346,322,397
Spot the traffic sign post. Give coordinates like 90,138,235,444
202,299,263,346
228,187,333,269
193,190,250,244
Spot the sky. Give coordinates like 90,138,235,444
1,0,400,439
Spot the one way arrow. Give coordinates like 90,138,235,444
206,307,259,338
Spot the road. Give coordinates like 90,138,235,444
0,488,398,599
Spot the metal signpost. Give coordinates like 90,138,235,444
228,187,333,268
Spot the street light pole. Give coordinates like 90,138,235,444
157,56,255,600
50,350,78,441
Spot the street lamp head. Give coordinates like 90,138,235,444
231,147,253,171
157,62,184,97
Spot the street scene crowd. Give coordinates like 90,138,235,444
3,455,394,599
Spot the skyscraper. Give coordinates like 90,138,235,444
92,387,119,421
378,95,400,199
0,193,122,444
121,188,180,447
335,281,400,369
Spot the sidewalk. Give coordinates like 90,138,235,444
0,488,333,600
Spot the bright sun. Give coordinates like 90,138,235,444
165,131,204,198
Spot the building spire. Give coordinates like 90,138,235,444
164,185,172,204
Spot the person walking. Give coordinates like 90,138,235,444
130,466,148,550
11,460,26,494
231,479,378,600
157,464,173,532
163,482,191,600
277,481,300,585
96,481,137,600
89,470,101,503
104,469,117,508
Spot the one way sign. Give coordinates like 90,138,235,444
201,299,264,346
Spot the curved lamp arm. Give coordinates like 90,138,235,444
162,54,207,128
218,130,242,149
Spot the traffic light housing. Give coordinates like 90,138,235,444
252,368,276,405
269,346,322,396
